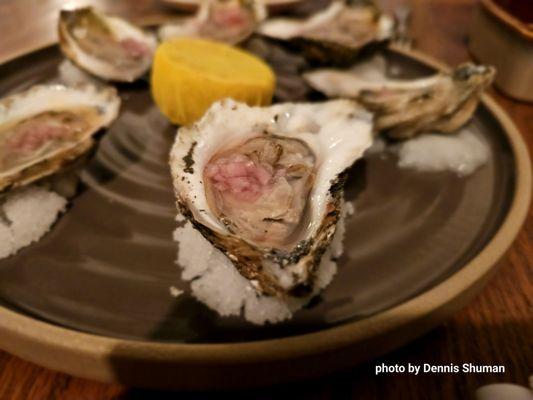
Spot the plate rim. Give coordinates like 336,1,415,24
0,45,530,388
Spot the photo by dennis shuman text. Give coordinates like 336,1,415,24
375,363,506,375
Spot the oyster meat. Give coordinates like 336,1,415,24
59,7,157,82
0,84,120,192
257,0,394,65
170,99,373,297
158,0,266,45
305,60,495,138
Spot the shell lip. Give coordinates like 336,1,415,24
174,167,347,299
58,6,157,83
0,83,120,192
170,99,373,298
257,0,395,57
158,0,266,44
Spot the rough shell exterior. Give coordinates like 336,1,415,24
0,84,120,191
257,0,394,66
170,99,373,297
58,7,157,82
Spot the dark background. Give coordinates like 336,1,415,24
0,0,531,398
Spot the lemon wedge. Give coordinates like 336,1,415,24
151,39,275,125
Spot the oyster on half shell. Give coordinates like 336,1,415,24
257,0,394,65
158,0,266,45
59,7,157,82
170,99,373,297
0,84,120,192
305,61,495,138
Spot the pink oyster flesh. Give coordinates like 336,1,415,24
203,136,316,248
119,38,151,59
1,111,92,171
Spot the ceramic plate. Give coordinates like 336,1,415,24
0,43,529,389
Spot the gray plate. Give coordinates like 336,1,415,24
0,46,515,344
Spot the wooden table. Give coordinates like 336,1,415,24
0,0,531,398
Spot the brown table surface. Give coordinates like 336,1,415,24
0,0,531,399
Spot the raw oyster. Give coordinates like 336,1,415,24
170,99,373,297
257,0,394,65
305,61,495,138
0,84,120,192
158,0,266,45
58,7,157,82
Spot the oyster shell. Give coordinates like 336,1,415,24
58,7,157,82
158,0,266,45
170,99,373,297
0,84,120,192
305,61,495,138
257,0,394,65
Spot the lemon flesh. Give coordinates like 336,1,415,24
151,39,275,125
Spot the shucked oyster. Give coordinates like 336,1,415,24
0,84,120,192
257,0,394,65
159,0,266,45
170,99,373,297
305,60,495,138
58,7,157,82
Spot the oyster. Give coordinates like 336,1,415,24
170,99,373,297
58,7,157,82
158,0,266,45
305,61,495,138
0,84,120,192
257,0,394,65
